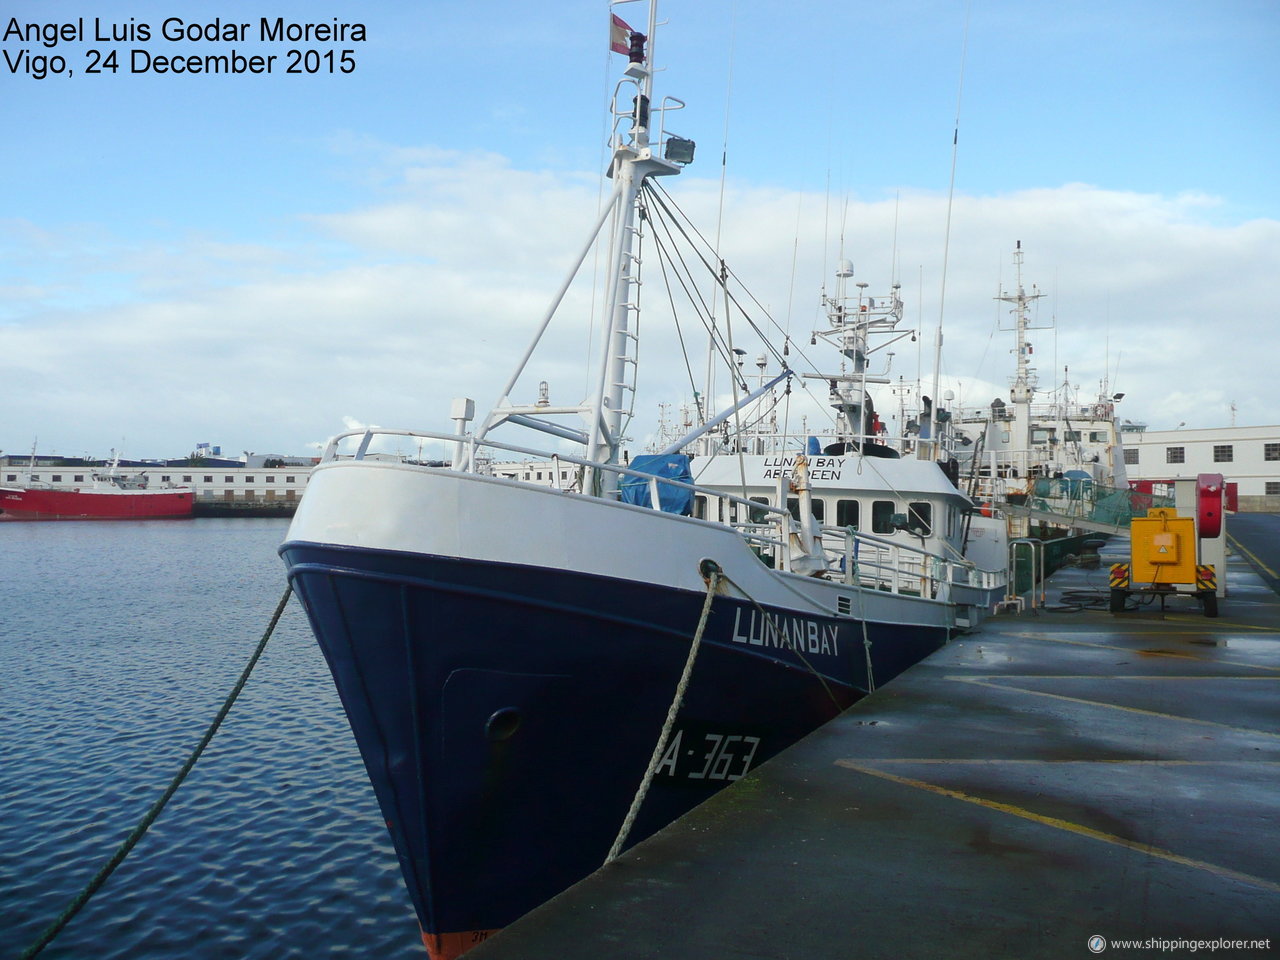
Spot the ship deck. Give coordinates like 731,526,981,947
469,516,1280,958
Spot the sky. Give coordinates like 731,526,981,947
2,0,1278,461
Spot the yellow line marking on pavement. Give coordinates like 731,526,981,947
1230,534,1280,580
1161,617,1280,631
943,674,1279,681
835,759,1280,894
1160,613,1280,630
842,758,1280,766
946,675,1280,739
996,632,1280,668
1005,627,1280,641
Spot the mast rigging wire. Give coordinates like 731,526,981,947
642,183,847,438
650,222,709,414
644,194,749,387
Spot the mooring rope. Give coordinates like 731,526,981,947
718,568,846,711
850,551,877,694
604,565,721,865
20,585,295,960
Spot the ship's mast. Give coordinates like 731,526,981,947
804,260,910,453
585,2,691,484
472,2,691,491
995,241,1048,468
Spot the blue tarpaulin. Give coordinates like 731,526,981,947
618,454,694,515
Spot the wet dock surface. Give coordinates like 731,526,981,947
471,522,1280,959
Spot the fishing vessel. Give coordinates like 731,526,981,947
280,8,1006,958
0,458,193,521
955,242,1128,490
951,243,1144,575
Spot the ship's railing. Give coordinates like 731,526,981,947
969,469,1175,529
819,525,1005,599
609,84,689,162
955,399,1116,423
322,426,785,530
320,427,1005,602
324,425,796,535
962,448,1112,486
689,423,967,462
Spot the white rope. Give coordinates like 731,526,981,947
850,544,877,694
604,566,722,865
860,611,876,693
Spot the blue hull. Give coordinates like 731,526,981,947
280,540,948,939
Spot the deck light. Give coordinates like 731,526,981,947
664,136,696,165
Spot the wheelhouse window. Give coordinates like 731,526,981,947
836,499,859,529
748,496,769,524
871,500,896,534
1090,431,1108,443
786,497,825,522
907,502,933,536
693,495,708,519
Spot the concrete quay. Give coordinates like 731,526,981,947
471,519,1280,959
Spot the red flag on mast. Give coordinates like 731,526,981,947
609,13,632,55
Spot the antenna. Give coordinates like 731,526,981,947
927,0,973,460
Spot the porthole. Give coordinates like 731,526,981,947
485,707,523,742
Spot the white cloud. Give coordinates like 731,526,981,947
3,149,1277,462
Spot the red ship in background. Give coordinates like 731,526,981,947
0,458,193,521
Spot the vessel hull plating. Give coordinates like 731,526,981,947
0,486,194,520
281,540,948,940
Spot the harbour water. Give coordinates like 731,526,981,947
0,519,422,958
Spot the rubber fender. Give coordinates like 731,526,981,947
1197,472,1223,539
